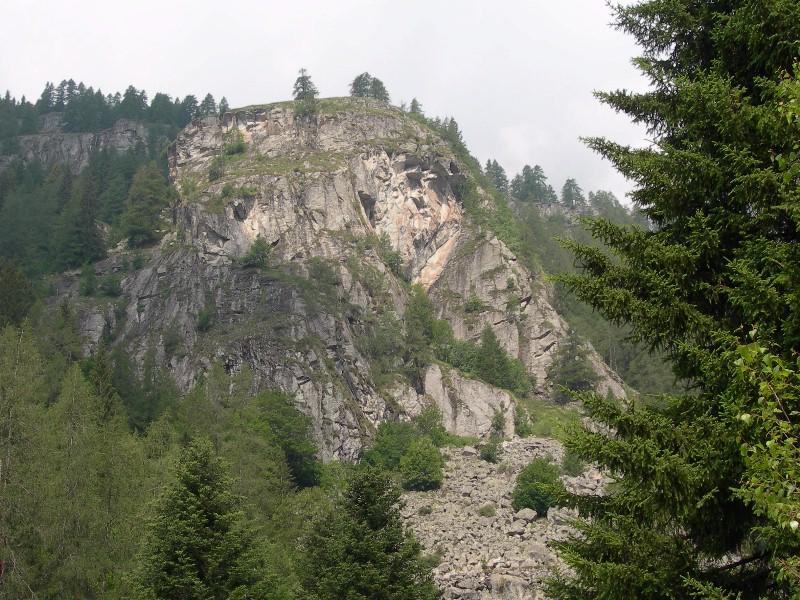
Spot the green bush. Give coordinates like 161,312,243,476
491,409,506,437
413,406,449,447
511,457,563,516
220,182,236,198
377,232,403,278
196,302,215,332
464,294,487,313
163,325,182,358
79,263,97,296
98,273,121,297
514,405,533,437
308,257,340,288
208,156,224,181
417,505,433,516
362,421,417,471
400,437,443,491
479,437,500,463
223,128,246,155
561,447,585,477
478,503,496,517
237,235,270,269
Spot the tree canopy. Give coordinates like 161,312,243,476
548,0,800,597
349,72,391,103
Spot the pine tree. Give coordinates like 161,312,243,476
485,159,509,194
134,438,266,599
410,98,422,115
0,326,48,595
404,284,435,388
292,68,319,121
88,342,124,421
199,93,217,116
369,77,390,103
511,164,556,203
0,259,33,327
350,72,373,97
179,95,199,125
36,82,54,113
55,175,105,269
545,330,599,404
149,92,175,124
547,0,800,597
559,178,584,208
299,467,440,599
118,85,148,120
218,96,229,115
121,162,171,247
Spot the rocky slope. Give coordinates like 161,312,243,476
402,438,607,599
63,98,624,458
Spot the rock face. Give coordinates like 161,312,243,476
419,365,515,439
402,437,608,599
8,114,150,174
64,98,624,458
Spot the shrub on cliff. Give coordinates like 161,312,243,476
237,235,270,269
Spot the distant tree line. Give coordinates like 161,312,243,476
0,79,229,149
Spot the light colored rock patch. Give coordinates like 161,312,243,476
420,364,515,438
402,437,607,599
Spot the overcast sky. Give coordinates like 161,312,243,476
1,0,650,202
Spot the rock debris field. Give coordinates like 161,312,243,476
401,437,608,600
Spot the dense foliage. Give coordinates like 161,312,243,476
0,79,220,147
299,467,440,599
546,330,600,404
546,1,800,598
133,439,266,599
400,437,444,491
349,72,391,103
511,457,565,517
402,285,533,396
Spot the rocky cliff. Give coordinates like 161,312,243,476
3,113,151,174
66,98,624,458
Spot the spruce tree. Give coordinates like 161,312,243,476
485,159,509,194
179,95,199,125
121,161,171,247
350,72,373,97
199,93,217,116
292,68,319,121
559,178,584,208
409,98,422,115
547,0,800,597
546,330,599,404
369,77,390,103
218,96,229,115
55,175,105,269
0,259,33,327
134,438,266,599
299,467,440,599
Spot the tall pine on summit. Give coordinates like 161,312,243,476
548,0,800,598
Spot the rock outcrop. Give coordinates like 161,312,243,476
7,114,150,174
62,98,624,458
